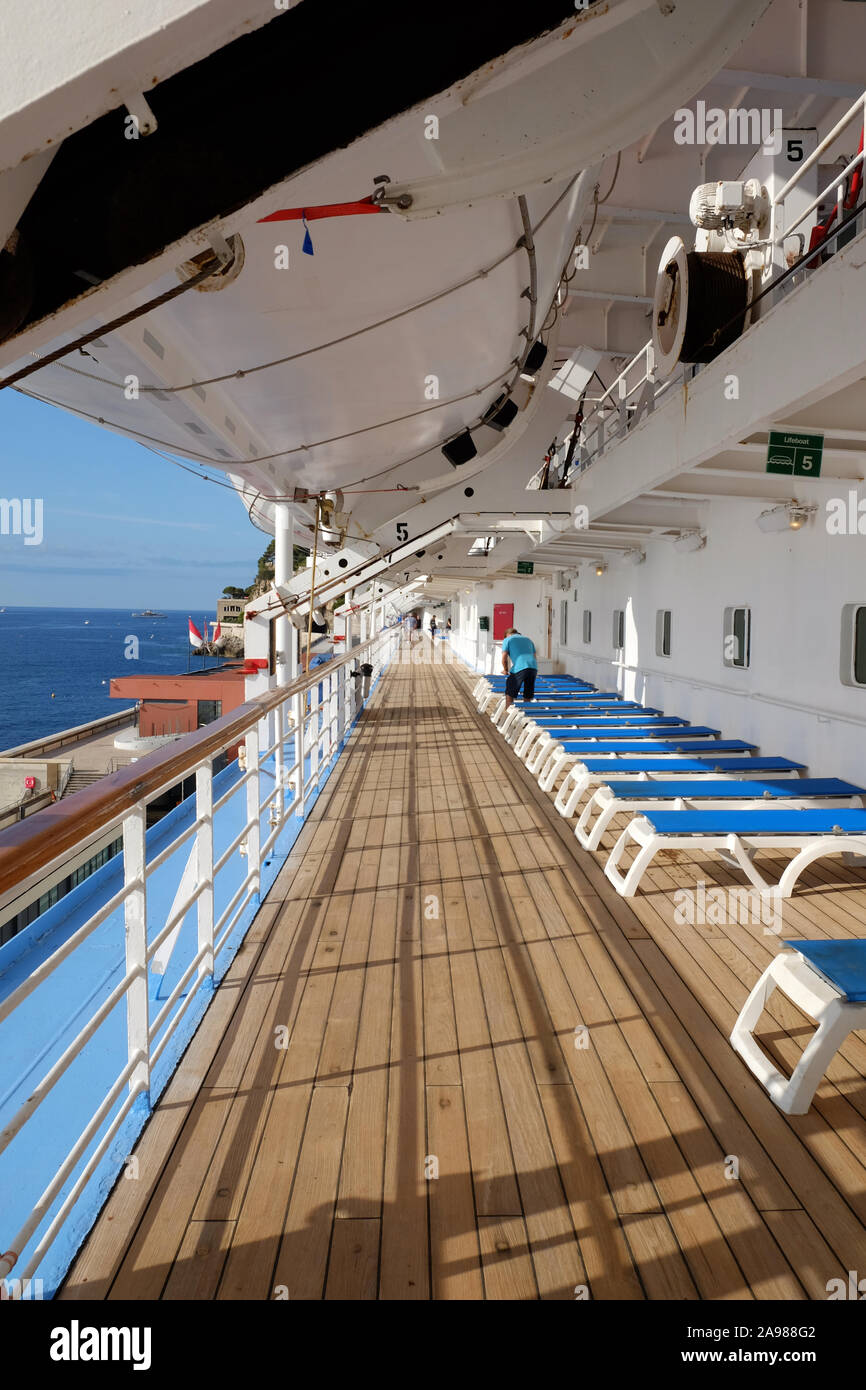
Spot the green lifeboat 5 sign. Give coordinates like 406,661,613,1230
766,429,823,477
516,560,534,574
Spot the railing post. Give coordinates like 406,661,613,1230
327,671,336,760
273,701,286,825
340,662,349,741
617,374,628,438
195,761,214,983
336,663,346,748
122,804,150,1104
245,724,261,900
310,682,320,788
294,691,305,818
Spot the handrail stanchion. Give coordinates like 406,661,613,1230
310,680,320,789
245,724,262,900
122,805,150,1105
195,760,214,983
337,663,346,748
326,671,334,762
273,707,285,825
294,691,305,817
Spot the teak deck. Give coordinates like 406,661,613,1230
60,643,866,1300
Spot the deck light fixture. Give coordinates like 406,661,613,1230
441,430,477,466
594,562,606,576
519,340,548,382
756,501,816,533
483,394,519,431
673,530,706,554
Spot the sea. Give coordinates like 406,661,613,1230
0,608,216,750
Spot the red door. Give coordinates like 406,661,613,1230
493,603,514,642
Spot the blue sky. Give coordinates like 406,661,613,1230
0,390,265,607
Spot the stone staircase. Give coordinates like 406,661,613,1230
63,770,104,796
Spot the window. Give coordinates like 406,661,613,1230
612,609,625,653
197,699,223,726
582,610,592,644
560,600,568,647
655,609,672,658
840,604,866,687
723,606,751,668
1,836,122,945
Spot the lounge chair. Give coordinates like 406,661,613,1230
498,696,644,736
539,739,758,797
497,699,645,736
731,939,866,1114
550,755,807,814
539,732,746,792
515,714,684,752
604,807,866,898
518,723,724,772
576,777,865,850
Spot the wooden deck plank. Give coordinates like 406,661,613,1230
271,1085,350,1300
334,888,397,1221
477,1215,538,1299
378,909,429,1299
324,1219,381,1300
163,1220,234,1300
107,1088,235,1300
427,1085,484,1299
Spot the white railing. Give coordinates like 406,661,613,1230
770,89,866,258
0,626,399,1294
566,90,866,477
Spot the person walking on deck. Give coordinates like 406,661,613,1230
502,627,538,709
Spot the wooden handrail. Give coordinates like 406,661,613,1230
0,636,384,901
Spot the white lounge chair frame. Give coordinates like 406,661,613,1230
551,760,803,818
731,951,866,1114
604,815,866,898
576,786,862,852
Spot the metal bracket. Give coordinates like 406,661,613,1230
124,93,158,137
371,175,413,211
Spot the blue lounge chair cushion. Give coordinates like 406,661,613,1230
559,740,756,754
535,716,681,727
784,939,866,1003
578,756,803,774
550,726,722,740
642,808,866,834
602,778,864,800
527,700,645,709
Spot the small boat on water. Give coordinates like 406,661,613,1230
131,610,167,618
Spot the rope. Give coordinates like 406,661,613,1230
0,262,217,392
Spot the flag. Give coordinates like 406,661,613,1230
188,618,204,648
212,622,226,650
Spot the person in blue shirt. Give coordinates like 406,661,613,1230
501,627,538,708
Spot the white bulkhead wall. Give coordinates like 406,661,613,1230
452,579,554,675
555,500,866,785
